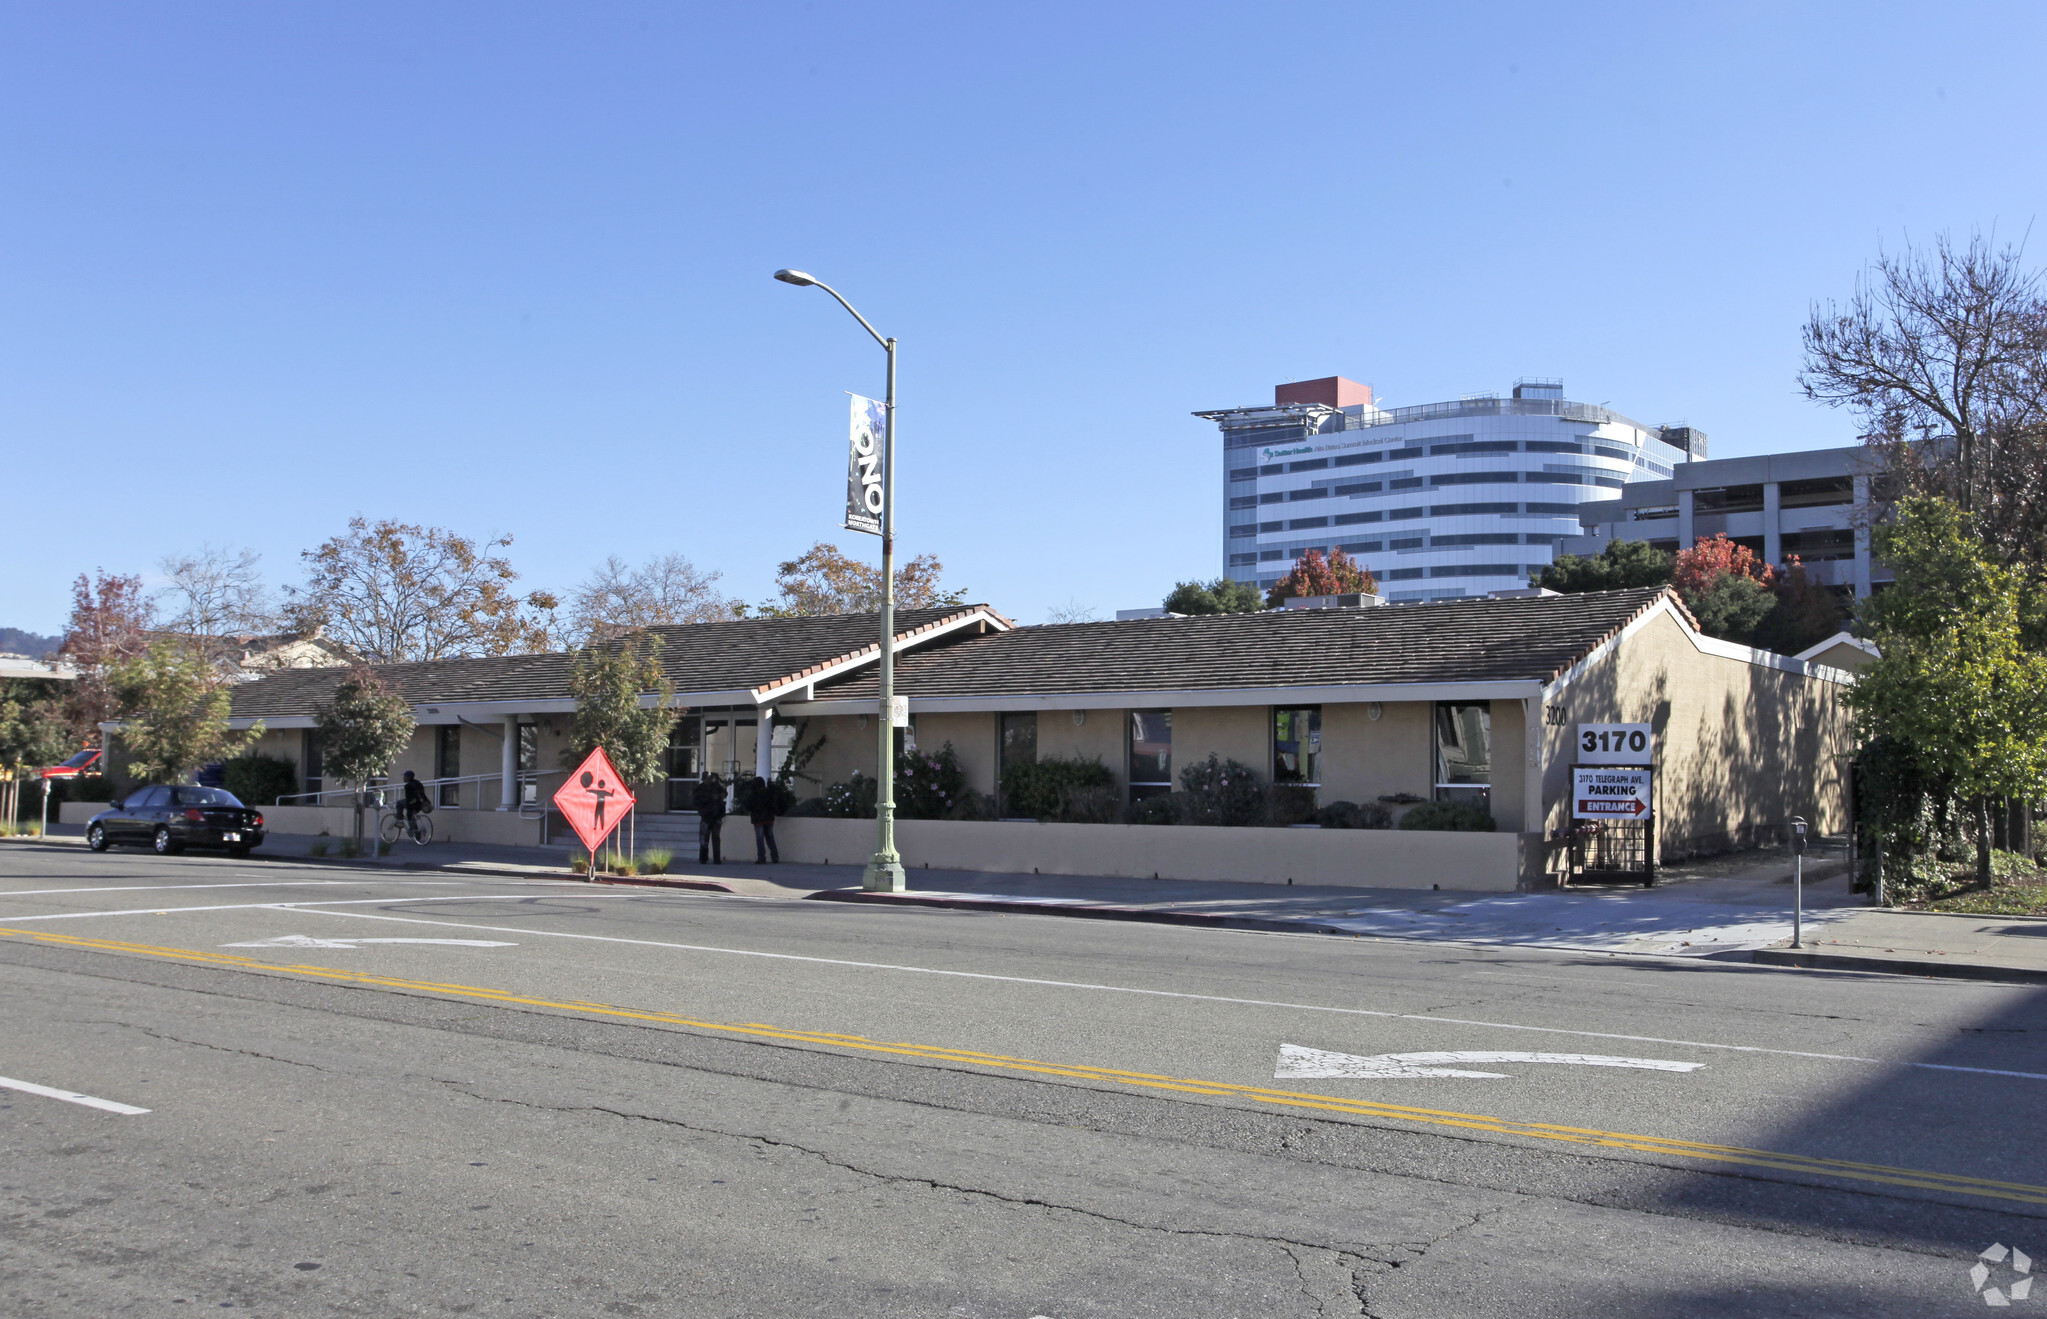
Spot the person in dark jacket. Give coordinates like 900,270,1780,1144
746,775,780,864
691,773,726,864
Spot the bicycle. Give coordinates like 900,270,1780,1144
379,805,434,847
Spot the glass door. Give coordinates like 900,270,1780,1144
666,716,702,812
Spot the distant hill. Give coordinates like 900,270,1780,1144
0,627,62,659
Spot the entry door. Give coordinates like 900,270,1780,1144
703,714,759,788
666,716,702,812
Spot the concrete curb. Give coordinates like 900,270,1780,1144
589,875,739,894
806,888,1368,938
1746,948,2047,986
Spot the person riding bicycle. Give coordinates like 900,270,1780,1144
398,770,432,833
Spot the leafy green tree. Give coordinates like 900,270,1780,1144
108,642,262,785
1535,540,1673,593
1687,573,1778,642
1163,577,1264,615
0,679,73,828
1848,498,2047,886
563,632,678,787
316,666,417,844
1752,559,1850,656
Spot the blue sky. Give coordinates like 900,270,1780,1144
5,2,2044,635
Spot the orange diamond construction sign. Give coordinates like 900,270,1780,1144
554,746,637,852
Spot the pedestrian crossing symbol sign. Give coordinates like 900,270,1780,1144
554,746,637,853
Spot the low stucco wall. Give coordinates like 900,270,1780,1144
771,816,1532,891
63,800,548,846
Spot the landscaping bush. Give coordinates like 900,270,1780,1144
785,796,829,817
221,753,299,807
1270,784,1319,826
736,775,796,819
1316,800,1391,829
1055,784,1122,824
896,743,969,820
1125,793,1182,826
639,847,674,875
60,775,115,803
1395,800,1496,832
1000,755,1116,821
944,789,999,822
1177,754,1265,827
819,773,878,819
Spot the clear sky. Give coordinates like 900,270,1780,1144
5,2,2045,635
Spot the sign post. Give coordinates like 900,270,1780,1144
553,746,637,875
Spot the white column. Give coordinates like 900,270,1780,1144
498,715,518,810
1762,482,1782,567
755,708,774,783
1676,489,1695,550
1852,475,1873,597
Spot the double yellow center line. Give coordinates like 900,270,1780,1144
9,924,2043,1206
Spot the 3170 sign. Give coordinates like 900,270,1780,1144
1577,723,1652,765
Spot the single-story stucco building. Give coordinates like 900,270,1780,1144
83,588,1854,891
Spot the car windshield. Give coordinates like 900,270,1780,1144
58,749,96,768
172,787,244,808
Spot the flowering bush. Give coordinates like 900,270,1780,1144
1177,754,1266,827
819,772,878,819
1000,755,1116,821
895,742,969,820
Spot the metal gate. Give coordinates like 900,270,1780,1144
1569,817,1655,886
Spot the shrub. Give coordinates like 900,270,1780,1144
896,743,970,820
221,753,298,807
1125,793,1182,826
785,796,829,818
60,775,115,803
1270,784,1319,826
1000,755,1115,821
640,847,674,874
309,838,329,857
571,854,589,874
1178,754,1265,827
944,789,999,822
736,775,796,818
336,836,362,858
1396,800,1496,832
820,773,878,819
1316,800,1391,830
1056,784,1122,824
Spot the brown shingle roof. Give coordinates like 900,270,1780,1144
813,588,1676,701
227,607,990,719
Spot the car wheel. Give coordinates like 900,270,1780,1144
87,824,108,852
152,826,181,855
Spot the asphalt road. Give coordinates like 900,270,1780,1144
3,843,2043,1317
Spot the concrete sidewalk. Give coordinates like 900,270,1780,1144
15,828,2047,985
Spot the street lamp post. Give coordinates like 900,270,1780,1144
773,268,906,893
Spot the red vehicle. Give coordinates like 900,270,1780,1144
41,748,101,780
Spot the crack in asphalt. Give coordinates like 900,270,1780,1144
82,1019,330,1072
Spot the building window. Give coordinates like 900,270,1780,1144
1229,524,1258,538
1524,441,1583,454
1229,468,1256,482
1387,446,1422,460
999,712,1037,815
1258,520,1283,533
1522,501,1579,515
1433,702,1491,805
1693,484,1765,514
1229,495,1259,510
1259,491,1285,505
1288,516,1329,530
665,716,703,811
517,722,539,806
1431,471,1521,486
1333,481,1381,496
1388,477,1424,490
301,731,323,800
1385,567,1423,580
1431,502,1518,517
1429,563,1522,577
1228,552,1259,566
1288,458,1328,472
1273,707,1320,785
436,725,461,807
1389,536,1423,550
1287,488,1328,501
1333,511,1381,526
1431,533,1520,547
1128,710,1172,802
1333,452,1380,467
1780,476,1855,508
1258,463,1284,476
1259,549,1285,561
1337,540,1381,554
1387,507,1426,521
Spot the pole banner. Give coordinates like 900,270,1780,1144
844,394,886,536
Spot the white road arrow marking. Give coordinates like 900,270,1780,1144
221,935,515,949
1275,1043,1704,1080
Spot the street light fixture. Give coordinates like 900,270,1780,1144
773,268,905,893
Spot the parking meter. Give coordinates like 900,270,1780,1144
1790,817,1808,946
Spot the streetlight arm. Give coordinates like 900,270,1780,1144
805,279,890,353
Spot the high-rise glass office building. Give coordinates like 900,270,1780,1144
1196,377,1702,602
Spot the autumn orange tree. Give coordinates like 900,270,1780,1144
285,517,559,662
58,569,155,745
754,542,966,616
1264,549,1376,608
1671,534,1778,642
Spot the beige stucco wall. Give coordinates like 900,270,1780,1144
1318,701,1434,818
1542,610,1852,857
909,712,998,794
1170,706,1268,782
1036,708,1127,777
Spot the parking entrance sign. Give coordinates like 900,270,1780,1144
554,746,636,853
1573,767,1651,820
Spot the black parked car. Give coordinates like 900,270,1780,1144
88,785,266,857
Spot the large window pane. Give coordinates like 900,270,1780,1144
1129,709,1172,801
998,712,1037,816
1433,702,1491,804
1273,707,1321,784
665,716,702,812
436,725,461,806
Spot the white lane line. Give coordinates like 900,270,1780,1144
0,894,568,922
221,935,515,949
0,1075,150,1115
0,881,468,897
290,907,2047,1083
1275,1043,1706,1080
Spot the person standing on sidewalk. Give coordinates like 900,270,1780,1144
691,773,726,865
745,775,780,865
